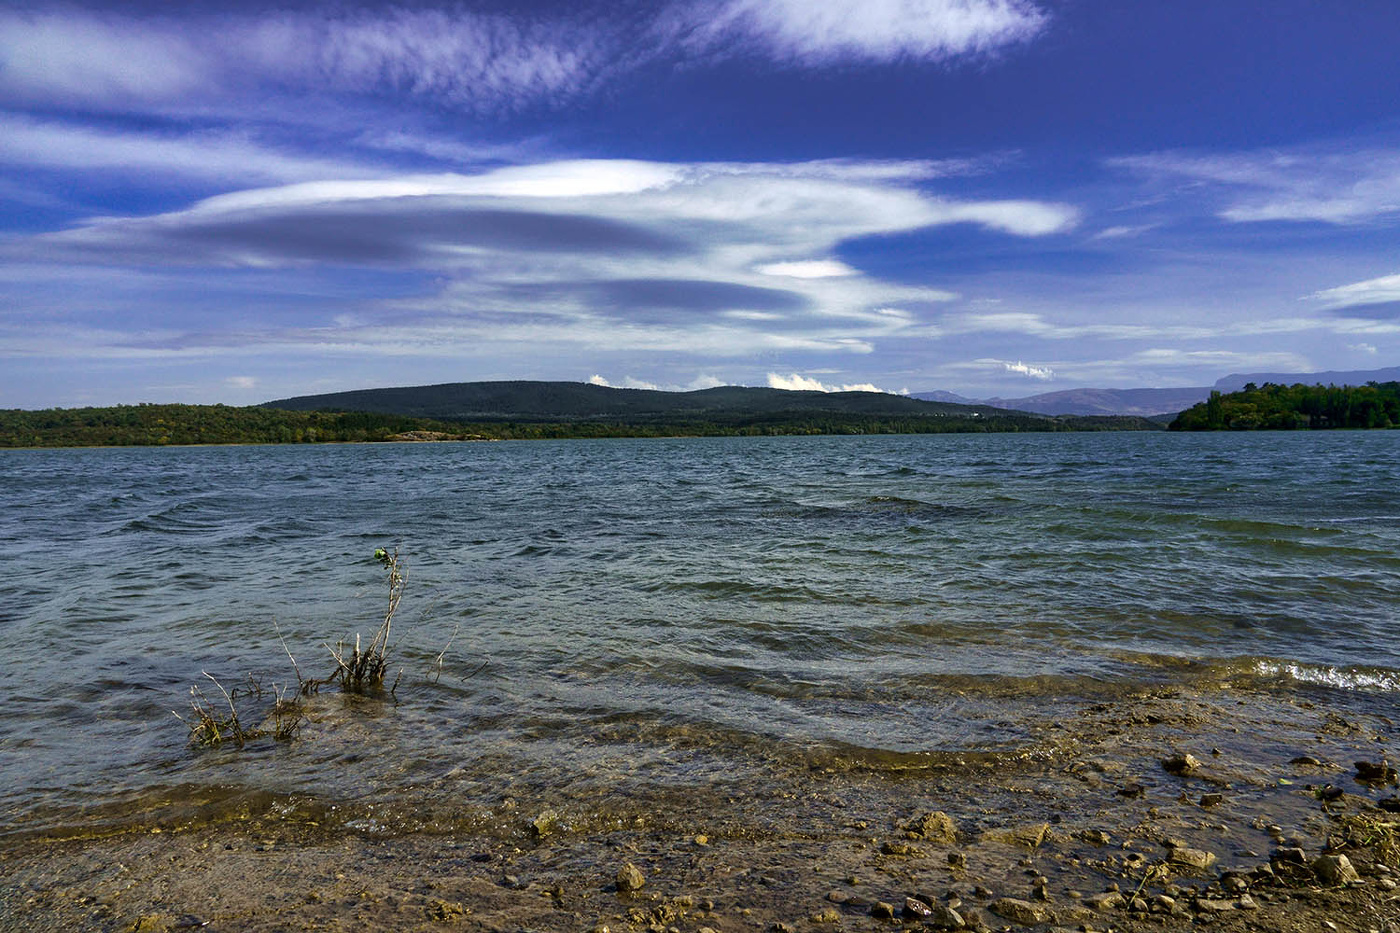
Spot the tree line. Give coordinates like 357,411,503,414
1170,382,1400,431
0,402,1161,448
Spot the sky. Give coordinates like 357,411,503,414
3,0,1400,408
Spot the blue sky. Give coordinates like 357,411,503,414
2,0,1399,407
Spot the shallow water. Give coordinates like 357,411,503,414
1,431,1397,836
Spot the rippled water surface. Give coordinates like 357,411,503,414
1,431,1397,834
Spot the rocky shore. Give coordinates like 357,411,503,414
3,682,1397,932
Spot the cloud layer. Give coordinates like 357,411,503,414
0,1,1048,116
2,157,1077,368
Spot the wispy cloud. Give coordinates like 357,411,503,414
0,114,387,185
666,0,1047,66
0,2,1049,117
1110,146,1400,225
1307,273,1400,311
0,6,611,114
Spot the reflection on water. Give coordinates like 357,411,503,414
1,431,1397,836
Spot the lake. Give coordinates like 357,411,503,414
2,431,1397,839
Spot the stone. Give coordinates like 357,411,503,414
948,850,968,869
809,908,841,924
1117,782,1145,798
615,863,645,893
1080,829,1111,845
1356,760,1398,784
927,904,966,929
1271,846,1308,865
1199,793,1224,807
906,811,960,843
530,808,559,836
1083,892,1125,912
990,897,1053,925
126,917,172,933
1163,753,1201,776
1194,898,1235,913
870,901,897,920
1169,847,1218,872
1312,854,1361,886
985,822,1051,850
825,890,849,904
880,841,920,857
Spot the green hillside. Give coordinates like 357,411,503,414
1170,381,1400,430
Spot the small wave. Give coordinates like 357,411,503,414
1251,660,1400,693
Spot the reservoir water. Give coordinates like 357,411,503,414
1,431,1397,839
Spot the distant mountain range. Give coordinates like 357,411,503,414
913,365,1400,416
264,380,1014,421
261,380,1165,433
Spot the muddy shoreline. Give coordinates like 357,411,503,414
3,683,1398,933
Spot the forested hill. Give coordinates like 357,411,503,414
1,382,1166,448
1170,381,1400,430
262,380,1012,422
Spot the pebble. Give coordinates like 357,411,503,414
906,811,960,844
529,809,558,837
1312,854,1360,886
1162,753,1201,776
985,822,1050,850
1168,847,1217,872
990,897,1052,925
870,901,897,920
926,904,966,929
615,863,645,893
1083,892,1124,912
1356,760,1398,783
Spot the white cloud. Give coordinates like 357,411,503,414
1111,146,1400,225
588,372,729,391
1090,224,1156,240
1001,359,1054,379
1349,342,1379,355
0,114,385,184
0,7,609,113
671,0,1047,65
0,9,208,106
767,372,895,393
225,375,258,389
0,3,1050,117
1307,273,1400,310
756,259,859,278
8,158,1071,367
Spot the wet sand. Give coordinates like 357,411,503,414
3,682,1398,933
